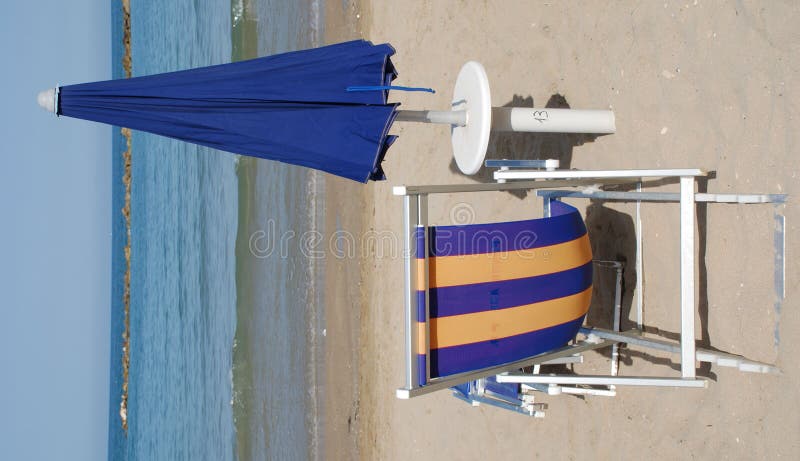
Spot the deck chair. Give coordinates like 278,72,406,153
393,167,786,416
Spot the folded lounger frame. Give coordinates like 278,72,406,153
394,168,786,413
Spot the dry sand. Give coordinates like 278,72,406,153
320,1,798,459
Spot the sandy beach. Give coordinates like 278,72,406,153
317,1,799,459
317,3,374,459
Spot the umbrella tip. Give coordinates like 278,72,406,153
37,88,57,114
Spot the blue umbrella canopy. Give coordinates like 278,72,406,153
47,40,401,182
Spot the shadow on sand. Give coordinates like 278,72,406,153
443,96,719,381
447,93,603,197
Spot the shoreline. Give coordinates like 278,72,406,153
319,2,372,460
113,0,374,455
118,0,132,434
227,3,370,459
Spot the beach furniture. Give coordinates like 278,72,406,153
394,166,785,416
37,42,613,182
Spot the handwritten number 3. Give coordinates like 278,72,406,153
532,110,549,123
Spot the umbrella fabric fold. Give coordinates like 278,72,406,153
58,40,400,182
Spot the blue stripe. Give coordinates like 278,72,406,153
415,225,427,322
427,202,586,257
415,226,426,259
430,262,593,318
416,291,426,322
417,355,427,387
430,316,585,378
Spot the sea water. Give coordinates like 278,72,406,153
108,1,325,459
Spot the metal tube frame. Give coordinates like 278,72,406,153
493,168,706,181
533,186,786,377
396,339,612,399
403,194,431,390
635,182,644,331
419,195,431,384
395,168,786,400
395,177,642,398
679,176,696,378
497,374,708,388
580,327,780,374
593,261,624,378
402,195,418,390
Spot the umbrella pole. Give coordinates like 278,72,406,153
395,108,615,134
396,110,467,126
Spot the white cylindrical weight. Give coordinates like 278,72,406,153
491,107,616,133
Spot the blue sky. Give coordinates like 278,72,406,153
0,1,111,460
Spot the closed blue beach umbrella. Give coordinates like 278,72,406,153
37,40,404,182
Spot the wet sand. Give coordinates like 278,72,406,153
317,2,372,459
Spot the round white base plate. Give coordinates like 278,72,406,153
451,61,492,175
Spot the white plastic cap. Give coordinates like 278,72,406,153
37,88,57,113
544,159,560,171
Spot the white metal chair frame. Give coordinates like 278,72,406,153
393,165,786,403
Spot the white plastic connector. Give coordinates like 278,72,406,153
37,88,58,114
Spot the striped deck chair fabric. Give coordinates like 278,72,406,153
414,201,592,386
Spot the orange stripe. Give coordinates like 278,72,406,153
417,234,591,288
416,322,427,354
430,287,592,349
415,258,426,290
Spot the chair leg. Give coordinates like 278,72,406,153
581,327,780,374
679,176,697,378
